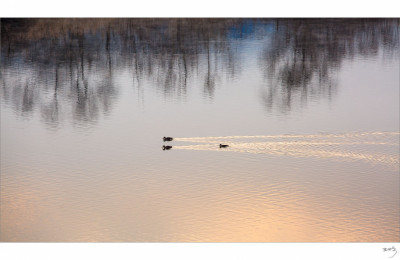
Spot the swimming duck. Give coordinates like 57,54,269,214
219,144,229,148
162,145,172,150
163,137,173,142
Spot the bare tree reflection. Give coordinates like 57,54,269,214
204,39,216,99
260,18,399,114
1,19,119,128
1,18,398,127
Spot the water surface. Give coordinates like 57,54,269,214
1,18,399,242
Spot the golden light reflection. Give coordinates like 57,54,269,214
2,132,398,242
1,171,116,242
164,179,392,242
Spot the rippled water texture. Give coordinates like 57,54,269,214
175,132,399,168
1,19,399,242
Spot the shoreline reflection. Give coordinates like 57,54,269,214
1,19,398,127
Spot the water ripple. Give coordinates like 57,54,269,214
174,132,399,168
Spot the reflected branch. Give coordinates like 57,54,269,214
260,18,399,114
1,18,398,126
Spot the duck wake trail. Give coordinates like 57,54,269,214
174,132,399,168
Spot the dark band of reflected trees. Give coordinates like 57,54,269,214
1,18,399,127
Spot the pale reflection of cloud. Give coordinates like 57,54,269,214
175,132,399,168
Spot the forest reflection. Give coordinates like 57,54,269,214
1,18,398,126
260,19,399,114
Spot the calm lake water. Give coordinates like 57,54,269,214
1,18,399,242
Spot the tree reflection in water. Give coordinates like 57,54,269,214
260,18,399,114
1,18,398,127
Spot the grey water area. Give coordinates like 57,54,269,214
1,18,399,242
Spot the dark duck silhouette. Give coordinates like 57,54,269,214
163,137,173,142
219,144,229,148
162,145,172,150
